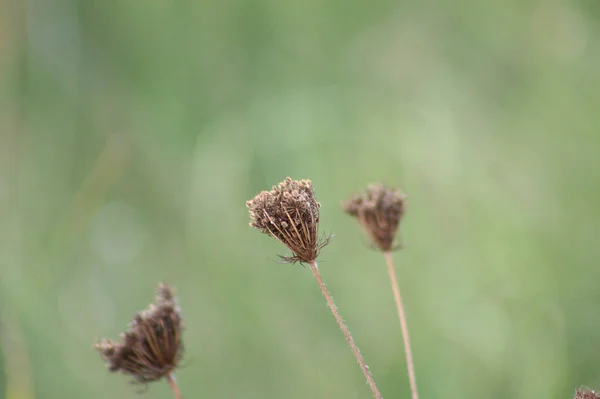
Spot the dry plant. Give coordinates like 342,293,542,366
247,177,382,399
575,387,600,399
343,184,418,399
95,283,184,399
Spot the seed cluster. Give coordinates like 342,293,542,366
246,177,330,264
343,184,407,252
95,283,183,384
575,388,600,399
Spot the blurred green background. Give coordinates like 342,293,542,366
1,0,599,398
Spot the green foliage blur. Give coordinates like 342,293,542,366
1,0,599,398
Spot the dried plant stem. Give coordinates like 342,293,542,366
166,374,182,399
384,251,418,399
308,261,382,399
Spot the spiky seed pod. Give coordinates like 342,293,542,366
575,387,600,399
343,184,407,252
246,177,330,264
95,283,183,384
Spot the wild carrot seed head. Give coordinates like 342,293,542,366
95,283,184,384
343,184,407,252
246,177,330,264
575,387,600,399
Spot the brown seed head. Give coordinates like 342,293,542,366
246,177,330,264
575,388,600,399
343,184,407,252
95,283,183,384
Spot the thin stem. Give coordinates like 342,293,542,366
384,251,418,399
165,373,182,399
308,261,382,399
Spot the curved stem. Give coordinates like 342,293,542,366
308,261,382,399
384,251,418,399
166,373,182,399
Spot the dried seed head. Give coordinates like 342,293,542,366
575,387,600,399
246,177,330,264
343,184,407,252
95,283,183,384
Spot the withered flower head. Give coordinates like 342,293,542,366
575,387,600,399
246,177,330,264
343,184,407,252
95,283,183,384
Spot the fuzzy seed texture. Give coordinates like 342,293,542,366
575,388,600,399
247,177,330,264
95,283,183,384
343,184,407,252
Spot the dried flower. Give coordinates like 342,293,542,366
345,184,416,398
247,177,382,398
95,283,183,385
575,387,600,399
343,184,407,252
246,177,330,264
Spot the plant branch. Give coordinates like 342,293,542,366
308,261,382,399
166,373,182,399
384,251,418,399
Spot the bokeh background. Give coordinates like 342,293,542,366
1,0,599,398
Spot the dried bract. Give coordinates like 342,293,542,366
246,177,330,264
575,388,600,399
95,283,183,384
343,184,407,252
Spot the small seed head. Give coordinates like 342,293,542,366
95,283,183,384
343,184,407,252
575,388,600,399
246,177,330,264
